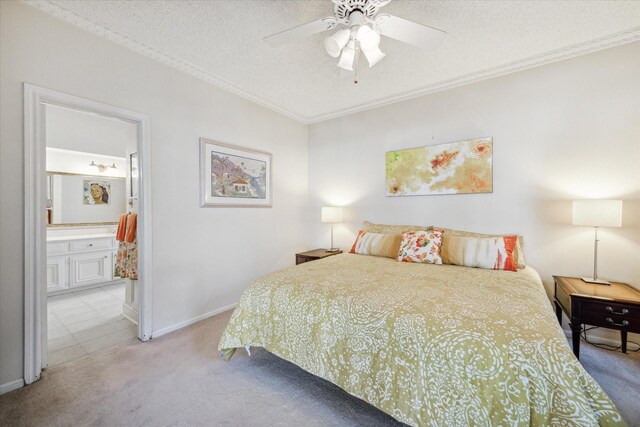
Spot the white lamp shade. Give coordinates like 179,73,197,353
337,41,356,71
357,25,378,47
357,25,385,67
324,29,350,58
572,200,622,227
361,44,385,67
321,207,342,223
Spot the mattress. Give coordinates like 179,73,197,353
218,253,624,426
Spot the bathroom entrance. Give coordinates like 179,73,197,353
44,104,139,367
24,85,152,383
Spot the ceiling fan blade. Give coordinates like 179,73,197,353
264,17,338,47
374,14,446,51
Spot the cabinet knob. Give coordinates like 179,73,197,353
88,243,93,247
606,317,629,327
605,306,629,315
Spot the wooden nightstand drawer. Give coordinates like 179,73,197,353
579,300,640,332
580,311,636,330
581,300,636,317
296,255,311,265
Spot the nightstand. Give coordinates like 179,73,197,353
295,249,343,265
553,275,640,359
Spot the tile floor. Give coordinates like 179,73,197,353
47,283,137,367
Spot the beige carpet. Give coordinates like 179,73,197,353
1,310,639,426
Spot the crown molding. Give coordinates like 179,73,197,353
25,1,640,125
306,26,640,123
24,0,308,124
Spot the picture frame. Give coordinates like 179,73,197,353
386,137,493,197
200,138,272,207
83,179,112,205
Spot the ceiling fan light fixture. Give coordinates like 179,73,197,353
356,25,378,47
362,45,385,67
324,29,350,58
337,40,356,71
357,25,385,67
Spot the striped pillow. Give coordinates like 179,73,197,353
441,235,518,271
349,231,402,259
438,227,526,268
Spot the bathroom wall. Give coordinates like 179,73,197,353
52,174,126,224
47,148,127,179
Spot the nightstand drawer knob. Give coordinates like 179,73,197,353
605,306,629,315
606,317,629,327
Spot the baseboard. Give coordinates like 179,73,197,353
0,378,25,395
47,279,125,297
151,303,237,339
122,303,139,326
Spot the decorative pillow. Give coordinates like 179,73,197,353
438,227,526,268
363,220,432,235
349,231,402,259
441,235,518,271
396,229,444,264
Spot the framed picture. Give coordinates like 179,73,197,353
83,179,111,205
386,137,493,196
200,138,272,207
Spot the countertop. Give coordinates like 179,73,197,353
47,233,116,242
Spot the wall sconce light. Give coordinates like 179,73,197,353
89,161,117,172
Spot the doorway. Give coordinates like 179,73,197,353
24,85,153,383
45,104,137,366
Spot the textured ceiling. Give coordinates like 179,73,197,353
28,0,640,123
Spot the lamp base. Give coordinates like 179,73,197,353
325,248,341,253
581,277,611,285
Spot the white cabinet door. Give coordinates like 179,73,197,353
47,257,68,293
70,252,112,288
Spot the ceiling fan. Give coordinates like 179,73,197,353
264,0,447,83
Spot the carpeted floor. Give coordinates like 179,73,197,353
1,310,639,426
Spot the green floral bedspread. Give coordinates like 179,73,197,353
218,254,625,426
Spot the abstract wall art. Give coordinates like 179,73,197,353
386,137,493,196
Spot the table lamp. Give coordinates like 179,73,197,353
572,200,622,285
321,207,342,253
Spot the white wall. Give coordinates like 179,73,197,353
45,103,135,157
308,42,640,296
0,2,308,386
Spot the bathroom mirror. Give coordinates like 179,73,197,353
47,172,126,226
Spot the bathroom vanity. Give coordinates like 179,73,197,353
47,231,121,295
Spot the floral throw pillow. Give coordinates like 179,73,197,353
397,229,444,264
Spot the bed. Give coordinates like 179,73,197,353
218,253,625,426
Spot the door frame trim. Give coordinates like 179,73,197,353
23,84,153,384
